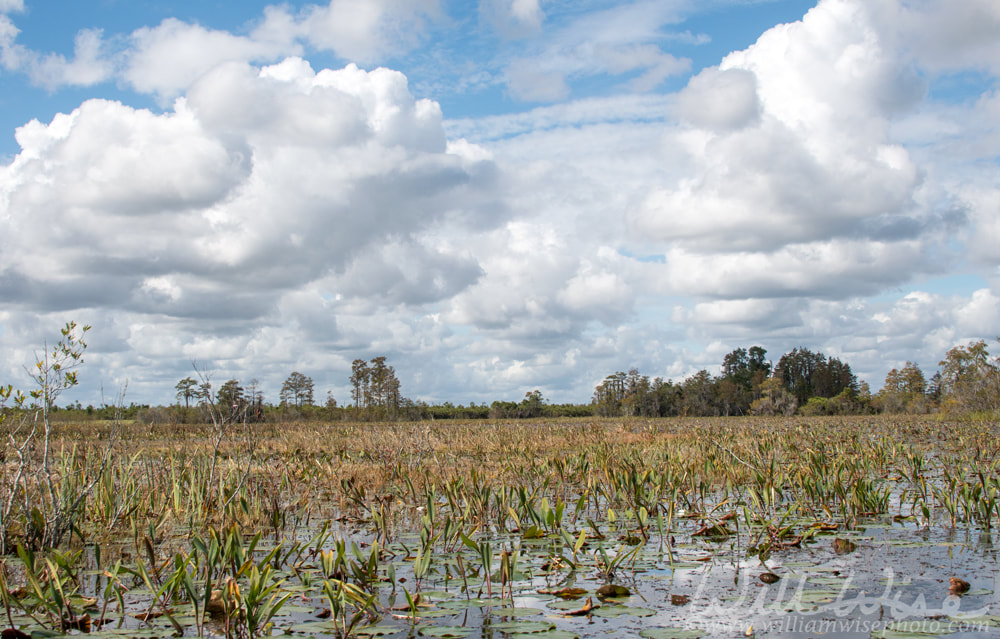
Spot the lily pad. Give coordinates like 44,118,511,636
492,608,544,617
289,621,340,634
418,625,473,637
86,630,170,639
950,615,1000,628
546,599,594,611
590,605,656,618
883,620,955,634
638,628,706,639
489,620,556,634
409,610,459,619
354,623,403,636
789,590,843,604
870,629,952,638
274,603,315,614
808,576,849,586
507,631,579,639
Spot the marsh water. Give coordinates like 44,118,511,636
65,511,1000,639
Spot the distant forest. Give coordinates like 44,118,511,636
40,339,1000,424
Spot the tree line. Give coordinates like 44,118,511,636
590,340,1000,418
30,338,1000,424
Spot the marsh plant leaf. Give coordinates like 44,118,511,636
522,526,546,539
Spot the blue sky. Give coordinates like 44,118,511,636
1,0,822,156
1,0,999,406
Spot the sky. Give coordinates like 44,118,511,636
1,0,999,408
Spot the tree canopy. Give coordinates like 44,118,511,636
280,372,314,408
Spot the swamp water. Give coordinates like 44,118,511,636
44,514,999,639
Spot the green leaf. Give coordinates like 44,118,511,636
638,629,706,639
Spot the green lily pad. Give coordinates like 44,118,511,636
590,606,656,617
289,621,340,633
354,623,404,636
420,590,457,600
789,590,843,604
546,599,593,611
638,629,706,639
950,615,1000,628
437,597,507,610
86,631,169,639
870,629,952,638
883,620,955,634
489,620,556,633
669,561,710,569
418,625,473,637
409,609,459,619
493,607,544,617
808,576,849,586
507,631,579,639
274,603,315,614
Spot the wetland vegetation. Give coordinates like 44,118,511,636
2,414,1000,638
2,325,999,638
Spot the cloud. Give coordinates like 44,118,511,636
12,99,249,215
676,298,807,331
0,17,112,88
674,67,760,131
330,238,484,307
480,0,544,39
869,0,1000,76
2,0,444,98
501,1,691,102
295,0,442,64
662,240,935,300
505,60,570,102
3,0,1000,405
1,60,499,331
446,0,1000,393
624,0,941,303
123,19,295,99
0,15,24,70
